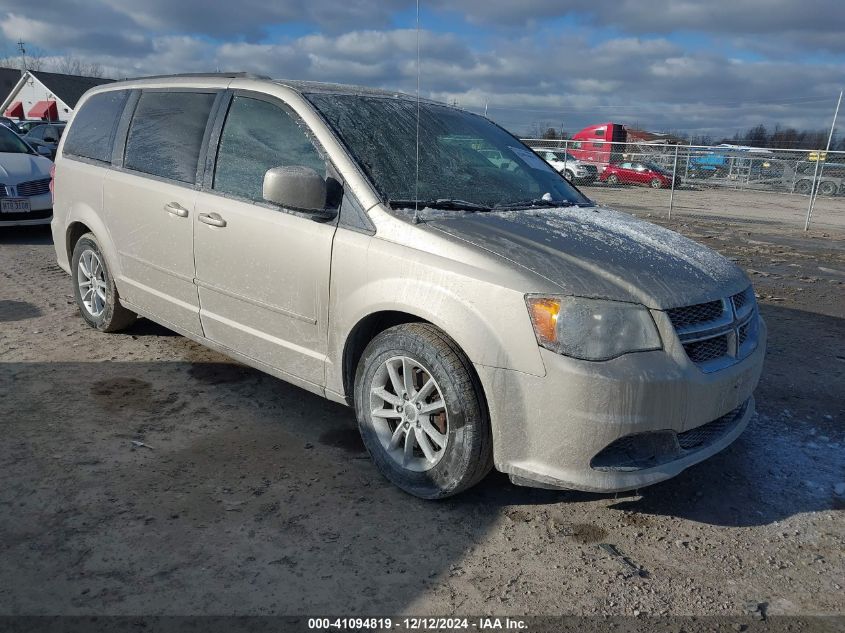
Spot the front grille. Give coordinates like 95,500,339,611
665,287,759,372
738,321,751,346
667,300,724,329
684,335,729,363
590,401,749,472
677,404,746,450
15,178,51,197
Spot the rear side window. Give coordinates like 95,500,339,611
213,96,325,202
62,90,129,163
124,91,216,184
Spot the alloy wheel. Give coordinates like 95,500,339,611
369,356,449,472
77,249,107,318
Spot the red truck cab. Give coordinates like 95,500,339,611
570,123,627,171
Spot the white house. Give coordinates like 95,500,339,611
1,68,114,122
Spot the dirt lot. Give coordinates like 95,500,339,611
1,189,843,619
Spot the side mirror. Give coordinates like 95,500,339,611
36,145,51,156
263,166,327,212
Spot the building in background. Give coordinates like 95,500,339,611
0,69,114,122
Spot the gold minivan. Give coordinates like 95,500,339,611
51,73,766,498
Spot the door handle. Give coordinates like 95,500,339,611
198,212,227,228
164,201,189,217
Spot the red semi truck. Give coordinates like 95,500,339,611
568,123,627,171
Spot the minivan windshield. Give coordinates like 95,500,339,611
305,94,590,210
0,125,34,154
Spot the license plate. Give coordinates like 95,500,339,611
1,198,31,213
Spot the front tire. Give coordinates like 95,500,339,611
354,323,493,499
650,178,663,188
795,179,812,195
72,233,136,332
606,174,619,185
564,170,574,182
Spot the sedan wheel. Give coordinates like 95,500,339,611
606,174,619,185
650,178,663,188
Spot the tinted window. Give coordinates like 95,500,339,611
213,96,324,202
63,90,130,163
125,91,216,183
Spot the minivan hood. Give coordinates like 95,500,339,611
0,152,52,183
425,205,749,309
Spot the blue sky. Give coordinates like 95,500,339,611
1,0,843,138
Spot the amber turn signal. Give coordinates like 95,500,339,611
526,297,560,346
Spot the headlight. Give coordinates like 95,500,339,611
525,295,661,361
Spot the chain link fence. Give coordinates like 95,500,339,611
520,139,845,231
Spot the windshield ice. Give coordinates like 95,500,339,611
305,94,589,209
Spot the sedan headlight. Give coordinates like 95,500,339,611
526,295,661,361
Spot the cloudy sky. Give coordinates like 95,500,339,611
1,0,843,137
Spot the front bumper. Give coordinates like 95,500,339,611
0,192,52,226
476,315,766,492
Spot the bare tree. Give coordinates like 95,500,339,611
53,56,105,78
0,46,45,71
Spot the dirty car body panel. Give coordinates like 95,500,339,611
51,75,766,496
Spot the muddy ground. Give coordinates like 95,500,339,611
1,190,843,618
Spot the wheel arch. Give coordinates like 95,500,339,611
66,221,91,260
341,310,426,399
63,204,122,279
340,310,492,423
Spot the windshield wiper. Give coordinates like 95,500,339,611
494,198,575,210
388,198,492,212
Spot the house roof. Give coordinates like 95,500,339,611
29,70,115,108
0,67,23,103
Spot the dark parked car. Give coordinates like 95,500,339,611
600,161,676,188
0,116,22,135
23,123,66,159
17,120,50,135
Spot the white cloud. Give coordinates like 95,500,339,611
0,1,842,135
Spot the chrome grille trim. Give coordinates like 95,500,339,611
15,178,51,197
665,287,759,372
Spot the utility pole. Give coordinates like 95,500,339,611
17,39,26,73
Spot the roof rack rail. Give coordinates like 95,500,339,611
124,72,271,81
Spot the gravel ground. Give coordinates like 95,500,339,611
1,192,843,618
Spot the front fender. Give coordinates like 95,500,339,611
325,230,547,398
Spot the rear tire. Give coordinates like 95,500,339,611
819,181,837,196
650,178,663,188
795,179,812,195
606,174,619,185
71,233,136,332
354,323,493,499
